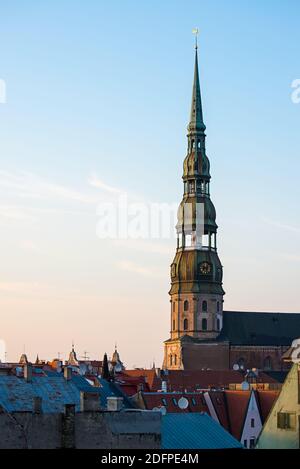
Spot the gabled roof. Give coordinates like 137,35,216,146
121,370,161,391
162,413,242,449
224,391,251,440
255,390,279,422
219,311,300,346
207,391,230,431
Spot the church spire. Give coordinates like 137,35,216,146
188,45,206,135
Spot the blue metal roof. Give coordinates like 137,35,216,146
94,377,133,408
0,374,132,413
0,375,82,413
162,413,243,449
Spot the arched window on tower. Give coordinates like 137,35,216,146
263,356,272,371
202,300,208,312
169,355,173,366
184,300,189,311
173,302,175,313
173,319,176,331
174,355,177,366
217,301,220,312
183,318,188,331
202,318,207,331
217,318,220,331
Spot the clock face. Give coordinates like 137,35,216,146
200,262,211,275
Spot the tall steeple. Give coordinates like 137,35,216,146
163,38,225,370
188,47,206,134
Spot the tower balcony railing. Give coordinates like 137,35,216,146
178,244,217,252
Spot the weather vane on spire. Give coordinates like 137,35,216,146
192,28,199,49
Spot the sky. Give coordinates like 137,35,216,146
0,0,299,366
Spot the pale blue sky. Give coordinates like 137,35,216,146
0,1,299,365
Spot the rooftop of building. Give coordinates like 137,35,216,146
162,412,242,449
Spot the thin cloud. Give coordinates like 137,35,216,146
0,170,97,204
113,239,173,255
262,217,300,234
88,173,123,194
117,260,163,278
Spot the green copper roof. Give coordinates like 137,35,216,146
188,48,206,134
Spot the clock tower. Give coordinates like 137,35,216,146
163,43,225,370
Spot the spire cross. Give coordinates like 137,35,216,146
192,28,199,50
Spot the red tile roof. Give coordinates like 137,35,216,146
224,391,250,440
141,392,210,414
120,370,161,391
161,370,246,392
207,391,230,431
255,390,279,422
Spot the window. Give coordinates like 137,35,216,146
178,233,183,247
202,318,207,331
161,398,167,406
191,398,196,406
217,318,220,331
172,302,175,312
173,319,176,331
174,355,177,365
189,181,195,193
263,356,272,371
202,300,207,312
169,355,172,366
172,398,178,406
251,418,255,428
249,438,256,449
184,300,189,311
185,234,192,247
217,301,220,312
277,412,297,430
202,234,209,247
183,318,188,331
243,440,248,448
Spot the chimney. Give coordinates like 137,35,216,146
161,381,167,393
107,396,123,412
62,404,75,449
80,391,100,412
33,396,42,413
24,363,32,382
64,366,72,381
